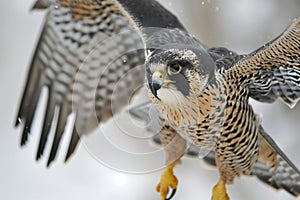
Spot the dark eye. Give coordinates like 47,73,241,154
167,62,182,75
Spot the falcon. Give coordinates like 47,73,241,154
143,14,300,200
15,0,300,199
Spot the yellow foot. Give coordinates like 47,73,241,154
212,179,230,200
156,163,178,200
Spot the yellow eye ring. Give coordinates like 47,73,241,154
167,63,182,75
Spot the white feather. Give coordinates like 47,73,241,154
157,88,187,105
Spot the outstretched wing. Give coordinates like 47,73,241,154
227,17,300,107
15,0,145,166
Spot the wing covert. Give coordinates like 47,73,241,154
227,17,300,107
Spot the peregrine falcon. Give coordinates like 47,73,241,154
15,0,300,199
142,13,300,200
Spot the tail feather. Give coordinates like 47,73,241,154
252,126,300,196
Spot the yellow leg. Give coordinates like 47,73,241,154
212,179,230,200
156,162,178,200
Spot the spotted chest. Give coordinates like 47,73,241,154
150,79,228,149
149,71,260,183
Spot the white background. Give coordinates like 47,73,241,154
1,0,300,200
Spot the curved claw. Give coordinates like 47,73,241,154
156,171,178,200
165,188,177,200
156,162,179,200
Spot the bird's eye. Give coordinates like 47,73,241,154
167,63,182,75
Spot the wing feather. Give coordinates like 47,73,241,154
16,0,146,166
65,127,80,162
227,17,300,107
36,87,57,160
47,99,70,166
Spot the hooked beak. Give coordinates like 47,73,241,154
150,71,165,100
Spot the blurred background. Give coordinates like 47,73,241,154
1,0,300,199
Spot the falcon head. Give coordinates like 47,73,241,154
145,45,216,104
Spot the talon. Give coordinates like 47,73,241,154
156,164,178,200
165,188,177,200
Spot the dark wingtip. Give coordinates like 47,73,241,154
36,153,42,161
65,129,80,163
36,137,47,161
46,158,53,168
47,130,64,168
47,152,55,168
20,135,28,146
20,121,30,146
20,133,28,146
15,115,22,127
